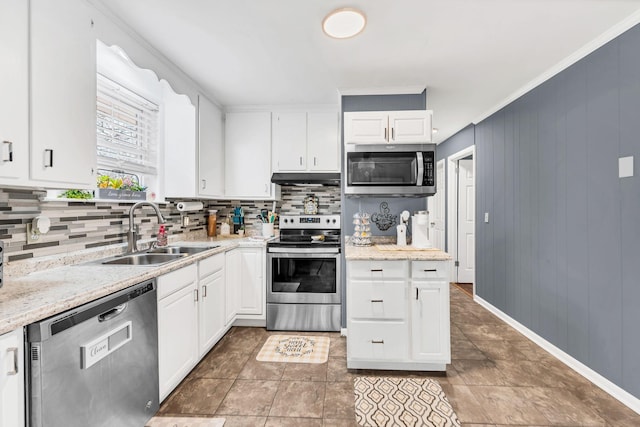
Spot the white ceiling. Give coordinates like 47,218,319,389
101,0,640,143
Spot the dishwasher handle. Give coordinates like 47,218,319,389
98,303,127,322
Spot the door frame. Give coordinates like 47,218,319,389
446,145,476,287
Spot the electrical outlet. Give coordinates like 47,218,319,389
182,215,190,226
26,223,41,244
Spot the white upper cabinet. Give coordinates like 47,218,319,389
30,0,97,187
0,0,28,185
272,111,339,173
272,112,307,171
198,95,225,198
344,110,432,144
307,112,339,171
162,81,196,199
225,111,279,199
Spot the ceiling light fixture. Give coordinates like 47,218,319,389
322,8,366,39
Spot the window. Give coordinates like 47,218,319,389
96,74,159,181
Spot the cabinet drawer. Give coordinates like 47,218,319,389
347,320,408,361
348,260,407,280
349,280,406,320
411,261,449,280
157,264,197,300
199,253,224,278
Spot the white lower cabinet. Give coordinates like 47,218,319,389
224,249,240,324
411,281,450,361
157,253,230,401
346,259,450,371
157,264,199,401
0,327,24,427
198,254,226,357
235,247,265,318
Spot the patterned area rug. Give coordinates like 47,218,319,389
146,416,225,427
354,377,461,427
256,335,330,364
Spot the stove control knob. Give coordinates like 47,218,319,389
326,219,330,223
332,219,337,223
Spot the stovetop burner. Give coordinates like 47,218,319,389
268,214,341,249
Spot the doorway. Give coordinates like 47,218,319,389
447,146,476,295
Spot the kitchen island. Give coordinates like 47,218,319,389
345,241,453,371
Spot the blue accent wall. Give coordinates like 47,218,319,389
474,24,640,398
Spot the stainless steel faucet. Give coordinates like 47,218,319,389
127,201,166,253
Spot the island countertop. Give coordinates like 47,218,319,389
344,241,452,261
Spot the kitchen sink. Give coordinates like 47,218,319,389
101,253,187,265
147,245,220,255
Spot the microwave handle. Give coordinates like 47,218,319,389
416,152,424,186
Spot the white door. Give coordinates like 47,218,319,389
237,248,264,315
0,328,24,427
429,160,446,250
198,270,225,357
343,112,388,144
457,159,475,284
411,281,450,362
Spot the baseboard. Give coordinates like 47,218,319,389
340,328,348,337
232,318,266,327
474,295,640,415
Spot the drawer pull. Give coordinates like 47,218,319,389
370,269,383,272
371,339,384,344
416,288,419,300
370,299,383,303
423,269,437,272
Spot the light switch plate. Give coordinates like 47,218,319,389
619,156,634,178
484,212,489,223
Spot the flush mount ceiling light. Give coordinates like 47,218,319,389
322,8,366,39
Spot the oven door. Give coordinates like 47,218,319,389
267,248,341,304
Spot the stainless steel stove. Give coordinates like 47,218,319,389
266,215,341,331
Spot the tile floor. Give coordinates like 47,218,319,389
157,285,640,426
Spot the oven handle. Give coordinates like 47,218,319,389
267,247,340,254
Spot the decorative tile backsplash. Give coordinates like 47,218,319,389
0,185,341,263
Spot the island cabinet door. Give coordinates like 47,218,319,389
410,281,450,363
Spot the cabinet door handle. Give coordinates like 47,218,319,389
391,127,395,140
202,179,207,189
384,127,388,141
44,149,53,168
6,347,18,375
2,141,13,163
202,285,207,298
423,269,437,272
370,268,383,272
299,156,303,165
313,157,317,166
370,299,383,303
264,183,269,193
416,288,419,300
371,339,384,344
194,289,199,302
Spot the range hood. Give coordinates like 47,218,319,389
271,172,341,186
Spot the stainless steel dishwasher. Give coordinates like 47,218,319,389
26,279,159,427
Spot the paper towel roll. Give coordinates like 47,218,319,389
176,201,204,212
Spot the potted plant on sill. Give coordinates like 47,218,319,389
96,172,147,201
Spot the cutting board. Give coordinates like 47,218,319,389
375,244,441,251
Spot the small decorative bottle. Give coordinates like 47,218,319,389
157,224,168,247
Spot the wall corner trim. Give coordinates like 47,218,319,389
472,8,640,125
474,296,640,415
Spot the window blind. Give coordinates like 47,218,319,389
96,74,159,175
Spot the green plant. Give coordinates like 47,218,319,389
59,189,93,199
97,174,147,191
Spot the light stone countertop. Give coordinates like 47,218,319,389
0,232,270,335
344,238,452,261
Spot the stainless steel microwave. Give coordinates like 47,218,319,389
345,143,436,196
